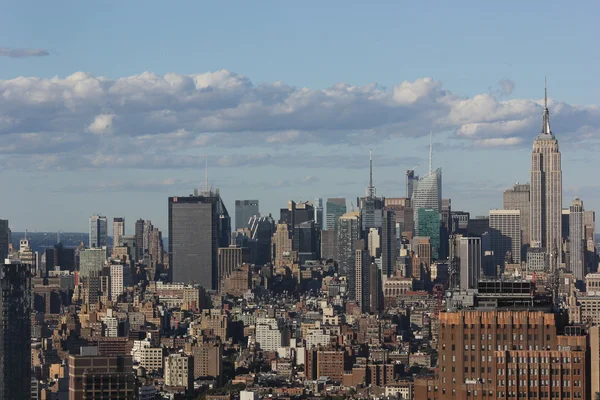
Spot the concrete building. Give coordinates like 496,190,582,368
591,325,600,398
489,209,522,266
168,190,231,290
109,263,130,302
112,217,125,248
355,239,370,312
68,347,135,400
218,246,246,286
272,223,292,266
255,317,286,352
530,86,562,256
235,200,259,230
503,183,530,246
0,260,32,400
569,198,584,280
79,247,107,277
187,342,223,382
164,353,193,391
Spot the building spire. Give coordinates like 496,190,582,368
367,149,376,197
541,77,552,135
429,130,433,174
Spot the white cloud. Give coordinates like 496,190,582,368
0,48,49,58
0,70,598,170
87,114,115,135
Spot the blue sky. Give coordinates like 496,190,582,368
1,1,599,233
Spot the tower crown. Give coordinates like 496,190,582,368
539,77,554,139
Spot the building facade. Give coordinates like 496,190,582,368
112,217,125,248
326,198,347,232
569,198,584,281
235,200,259,231
89,215,107,248
489,209,522,266
503,183,530,247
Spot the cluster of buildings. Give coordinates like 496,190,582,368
0,86,598,399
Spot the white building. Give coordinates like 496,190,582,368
255,317,285,352
164,353,192,389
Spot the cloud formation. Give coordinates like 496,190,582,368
0,48,49,58
0,70,598,171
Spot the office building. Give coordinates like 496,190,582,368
338,212,361,300
584,210,597,274
109,263,130,302
314,198,324,229
68,347,135,400
89,215,108,248
355,239,370,312
0,219,9,261
272,223,292,266
134,219,144,261
489,209,522,266
591,325,600,398
381,209,396,277
440,198,452,259
358,151,384,231
293,220,319,262
255,317,287,352
457,237,481,290
218,246,249,286
326,198,347,232
112,217,125,248
530,85,562,255
44,243,76,274
0,259,32,399
321,230,336,261
164,353,194,391
168,189,231,290
406,169,418,199
279,200,314,232
385,197,413,238
467,216,489,237
417,208,440,260
187,342,223,382
569,198,584,280
503,183,530,246
247,215,275,265
79,247,107,277
235,200,259,230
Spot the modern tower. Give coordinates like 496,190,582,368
457,236,481,291
417,208,441,260
314,198,324,230
89,215,108,248
112,217,125,248
503,183,530,247
0,219,10,261
412,133,442,235
381,209,397,277
235,200,259,231
0,259,32,399
134,219,145,261
489,209,522,266
530,82,562,256
325,198,346,232
569,198,584,280
337,212,361,300
357,150,384,232
168,189,231,290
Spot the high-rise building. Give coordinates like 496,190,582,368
584,210,597,274
381,209,396,277
358,151,384,232
0,219,10,261
89,215,107,248
338,212,361,300
44,243,76,274
134,219,145,261
457,236,481,291
530,85,562,256
320,230,336,261
169,189,231,290
440,199,452,260
279,200,314,233
314,198,324,229
109,263,130,302
68,347,136,400
569,198,584,281
417,208,440,260
248,215,275,265
293,220,319,263
489,209,522,266
413,133,442,236
325,198,346,232
164,353,194,392
235,200,259,231
112,217,125,248
218,246,247,287
79,247,107,277
0,259,32,399
503,183,530,247
406,169,418,199
272,223,292,266
355,239,370,312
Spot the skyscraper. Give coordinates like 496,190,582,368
235,200,259,231
381,209,396,277
569,198,584,280
417,208,440,260
357,150,384,232
412,134,442,235
169,189,231,290
337,212,361,300
457,236,481,291
314,198,324,229
134,219,145,261
0,259,32,399
0,219,10,261
112,217,125,248
530,83,562,256
489,209,522,266
503,183,530,246
325,198,346,232
79,247,107,277
89,215,107,248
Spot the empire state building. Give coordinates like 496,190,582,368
530,84,562,255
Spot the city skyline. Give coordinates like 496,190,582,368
2,3,600,233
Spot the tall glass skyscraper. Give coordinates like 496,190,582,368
235,200,259,231
168,189,231,290
412,168,442,235
89,215,108,248
569,198,584,280
417,208,440,260
326,198,346,231
337,212,361,300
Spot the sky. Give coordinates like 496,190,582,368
1,1,600,233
